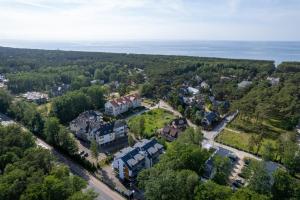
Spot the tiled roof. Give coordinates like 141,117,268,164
108,93,140,108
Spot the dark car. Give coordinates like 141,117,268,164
228,154,238,162
105,151,111,156
232,179,244,188
79,151,85,155
84,152,89,157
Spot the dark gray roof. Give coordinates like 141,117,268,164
94,123,114,136
113,120,127,129
115,139,164,169
120,147,145,170
203,112,218,123
134,139,164,157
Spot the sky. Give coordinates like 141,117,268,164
0,0,300,41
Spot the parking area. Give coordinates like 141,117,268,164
75,136,129,164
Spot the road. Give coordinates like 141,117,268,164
36,138,125,200
201,111,239,141
157,100,260,160
1,113,125,200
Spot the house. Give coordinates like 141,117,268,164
70,110,104,141
0,74,8,83
112,139,164,181
201,112,220,130
267,77,280,86
50,84,70,97
88,120,127,145
105,93,141,116
69,110,127,145
161,118,188,141
238,80,252,89
200,81,210,89
203,147,237,179
22,92,49,104
187,87,199,95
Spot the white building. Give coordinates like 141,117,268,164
22,92,49,104
69,110,127,145
238,80,252,89
200,81,210,89
187,87,199,95
88,120,127,145
112,139,164,181
267,77,280,86
105,93,141,116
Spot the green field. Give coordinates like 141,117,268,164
128,108,175,138
216,128,278,157
227,116,292,139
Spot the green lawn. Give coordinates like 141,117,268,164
128,108,175,138
227,116,293,140
216,129,278,157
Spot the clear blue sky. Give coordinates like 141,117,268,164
0,0,299,41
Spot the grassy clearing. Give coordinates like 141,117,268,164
227,116,292,140
128,108,175,138
37,102,52,117
216,129,277,156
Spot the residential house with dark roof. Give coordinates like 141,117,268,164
161,118,188,141
112,139,164,181
70,110,104,141
89,120,127,145
203,147,237,179
201,112,220,130
105,93,141,116
69,110,127,145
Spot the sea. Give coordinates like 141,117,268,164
1,40,300,65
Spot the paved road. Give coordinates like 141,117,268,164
202,111,239,141
157,100,259,161
36,138,125,200
0,112,125,200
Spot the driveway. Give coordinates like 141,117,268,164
202,111,239,141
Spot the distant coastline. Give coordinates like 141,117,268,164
1,40,300,65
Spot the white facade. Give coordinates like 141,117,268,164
105,94,141,116
112,139,164,181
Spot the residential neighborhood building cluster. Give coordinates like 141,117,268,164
22,91,49,104
70,110,127,145
112,138,164,181
105,93,141,116
177,77,224,130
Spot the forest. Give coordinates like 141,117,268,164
0,125,97,200
0,46,299,200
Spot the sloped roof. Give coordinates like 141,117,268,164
108,94,140,108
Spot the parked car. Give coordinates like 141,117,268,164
79,151,85,155
232,179,244,188
84,152,89,157
228,154,238,162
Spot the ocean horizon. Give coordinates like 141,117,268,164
1,40,300,65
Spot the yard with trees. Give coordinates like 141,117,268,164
128,108,175,138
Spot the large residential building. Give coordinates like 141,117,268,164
112,139,164,181
69,110,127,145
105,94,141,116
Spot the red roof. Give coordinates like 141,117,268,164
109,94,140,108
